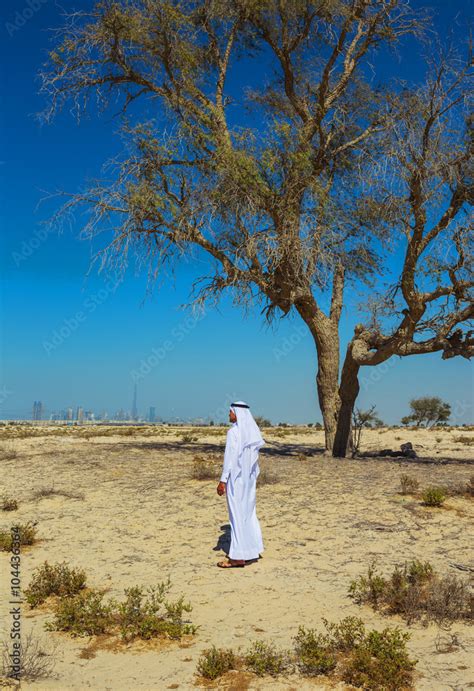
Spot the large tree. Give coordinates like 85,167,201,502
41,0,473,455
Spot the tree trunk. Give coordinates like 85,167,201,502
310,323,341,454
333,345,360,457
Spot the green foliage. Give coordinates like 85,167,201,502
116,581,195,641
244,640,288,677
349,562,387,609
46,579,196,640
399,474,419,495
322,616,366,652
343,627,416,690
0,522,37,551
293,626,336,676
1,496,18,511
24,561,87,608
422,486,446,507
196,646,236,680
402,397,451,428
46,590,113,636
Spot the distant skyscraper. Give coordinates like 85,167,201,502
32,401,43,421
131,383,138,421
149,406,156,423
66,407,73,421
76,406,84,424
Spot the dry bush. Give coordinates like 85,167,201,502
349,561,473,626
399,475,419,495
0,444,18,460
257,468,279,486
454,436,474,445
0,523,37,552
1,631,58,681
191,456,219,480
24,561,87,608
32,486,84,501
1,496,18,511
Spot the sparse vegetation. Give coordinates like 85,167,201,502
0,445,17,460
196,646,236,680
1,495,18,511
351,406,384,456
257,468,279,486
46,578,196,641
46,589,114,636
33,486,85,500
0,522,37,551
244,640,289,677
454,436,474,445
1,631,58,681
422,486,446,507
24,561,87,608
349,561,473,625
399,475,420,495
180,432,199,443
195,618,417,686
116,581,196,641
190,456,218,480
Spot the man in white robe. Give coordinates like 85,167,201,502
216,401,265,568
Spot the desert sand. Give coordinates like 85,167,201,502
0,424,473,690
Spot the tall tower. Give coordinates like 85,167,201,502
131,383,138,421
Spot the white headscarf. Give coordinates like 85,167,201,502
230,401,265,478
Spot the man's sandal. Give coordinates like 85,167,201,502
217,559,245,568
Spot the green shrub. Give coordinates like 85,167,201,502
399,474,419,495
422,486,446,507
349,562,387,609
343,627,416,690
0,522,37,551
181,432,198,443
24,561,87,608
244,640,288,677
323,616,366,652
293,626,336,676
196,646,236,680
46,579,196,641
1,496,18,511
117,581,195,641
46,590,113,636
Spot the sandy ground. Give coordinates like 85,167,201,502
0,425,473,690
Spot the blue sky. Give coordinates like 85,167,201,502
0,0,472,424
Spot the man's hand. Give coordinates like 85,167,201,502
217,481,226,496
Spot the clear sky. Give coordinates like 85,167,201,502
0,0,472,425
